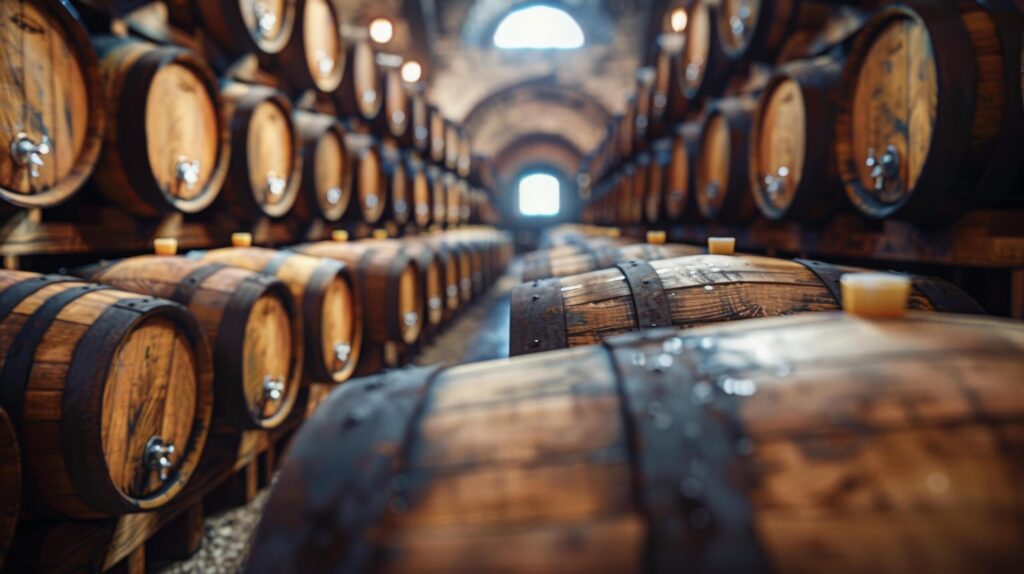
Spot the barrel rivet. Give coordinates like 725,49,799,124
531,294,539,301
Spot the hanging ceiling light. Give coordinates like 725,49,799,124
368,17,394,44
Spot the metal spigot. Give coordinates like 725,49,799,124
144,436,176,481
334,342,351,363
763,165,789,198
326,187,342,205
266,172,286,197
175,157,200,191
363,90,378,106
404,311,418,327
730,3,753,38
314,50,334,75
365,194,378,209
263,375,285,401
704,181,720,199
10,133,50,179
865,145,900,192
253,1,277,38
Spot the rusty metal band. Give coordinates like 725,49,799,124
509,278,567,356
171,263,227,305
615,260,674,331
794,258,844,304
603,330,770,574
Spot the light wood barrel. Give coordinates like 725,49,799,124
835,2,1024,225
275,0,344,93
511,254,984,355
444,122,461,171
419,235,463,320
382,141,411,226
664,122,701,221
376,67,409,140
360,239,445,334
344,133,385,224
78,257,301,430
679,0,732,103
456,132,473,178
751,56,844,221
716,0,832,64
193,0,296,57
291,242,424,371
522,242,702,282
407,88,430,152
250,311,1024,574
445,175,465,227
429,166,447,226
428,106,446,165
93,38,226,217
406,152,433,228
192,247,362,384
0,270,213,519
0,0,104,209
220,82,302,220
0,406,19,570
292,111,350,222
335,40,382,122
696,96,758,222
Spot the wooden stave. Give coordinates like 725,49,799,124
510,253,984,355
834,2,1024,226
696,96,759,223
291,111,351,222
750,56,845,222
219,83,303,220
192,247,363,385
76,257,302,431
0,0,105,209
273,0,345,94
92,38,228,217
335,40,382,122
0,406,17,571
193,0,297,58
248,311,1024,574
522,242,703,283
344,132,386,224
0,270,213,519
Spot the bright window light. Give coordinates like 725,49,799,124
518,173,561,216
493,5,585,50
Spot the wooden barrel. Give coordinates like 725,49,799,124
193,0,296,57
92,38,227,217
419,235,464,319
382,141,411,226
835,2,1024,225
650,47,688,137
291,241,424,370
679,0,732,103
664,122,701,221
361,239,444,334
274,0,344,94
751,55,844,221
291,111,350,222
428,106,446,165
407,152,433,228
249,309,1024,573
219,82,302,220
78,256,301,430
634,73,653,147
522,242,702,282
376,67,409,140
407,88,431,153
336,40,381,122
511,253,984,355
0,406,18,570
716,0,832,64
0,0,104,209
445,122,462,172
644,140,671,223
457,132,473,178
191,246,362,384
446,175,465,227
0,270,213,519
617,97,636,159
429,166,447,226
345,133,385,224
630,156,649,225
696,96,758,222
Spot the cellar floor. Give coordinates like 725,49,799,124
152,266,520,573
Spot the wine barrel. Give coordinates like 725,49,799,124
630,156,649,225
664,122,701,221
617,97,636,159
0,270,213,519
291,241,424,371
644,140,671,223
92,38,227,217
0,406,19,570
382,141,411,226
376,67,409,140
522,242,702,282
751,56,844,221
291,111,350,222
220,82,302,219
274,0,344,94
696,96,758,222
716,0,832,64
361,239,444,335
650,45,688,137
191,245,362,384
510,254,984,355
193,0,296,57
446,176,465,227
77,256,301,430
835,2,1024,225
250,308,1024,574
679,0,732,103
345,133,385,224
429,166,447,226
428,107,446,165
444,124,460,173
419,235,463,319
634,72,653,147
0,0,104,209
407,152,433,228
456,132,473,179
336,40,381,122
407,88,430,152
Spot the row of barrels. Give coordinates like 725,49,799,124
584,0,1024,227
245,245,1024,572
0,0,484,224
0,227,510,569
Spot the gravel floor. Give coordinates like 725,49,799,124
153,269,519,573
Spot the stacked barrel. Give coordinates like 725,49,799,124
0,0,495,232
582,0,1024,229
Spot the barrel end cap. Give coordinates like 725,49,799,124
840,273,911,318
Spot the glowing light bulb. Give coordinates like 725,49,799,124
368,18,394,44
401,60,422,83
670,7,688,33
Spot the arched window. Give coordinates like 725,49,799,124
517,172,561,216
493,5,585,50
